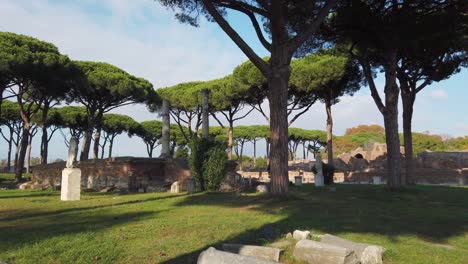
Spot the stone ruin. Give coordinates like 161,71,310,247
26,157,248,193
29,157,191,192
333,143,468,185
196,230,386,264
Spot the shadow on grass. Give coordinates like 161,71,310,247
0,193,187,221
0,210,158,255
0,192,59,199
162,184,468,263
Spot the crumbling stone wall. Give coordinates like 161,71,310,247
32,157,190,192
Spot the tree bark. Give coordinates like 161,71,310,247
93,127,101,160
7,131,12,172
26,137,32,174
253,139,257,167
80,133,90,161
382,57,402,190
325,100,334,166
81,113,95,161
160,99,171,158
40,125,48,164
228,121,234,160
401,90,415,185
100,137,106,159
40,101,50,164
108,136,115,159
267,54,291,195
15,124,29,181
201,89,210,138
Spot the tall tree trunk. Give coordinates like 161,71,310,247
40,126,48,164
15,123,29,182
402,91,415,185
100,139,106,159
148,144,153,158
253,139,257,167
74,138,79,162
325,100,334,166
239,141,245,170
383,58,402,190
80,132,90,161
267,54,291,195
108,137,114,159
160,99,171,158
40,101,50,164
302,142,306,160
14,141,20,169
228,121,234,160
7,132,12,172
201,89,210,138
26,137,32,174
81,114,95,161
93,126,102,160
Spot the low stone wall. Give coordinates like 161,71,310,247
416,151,468,169
337,168,468,185
238,168,467,186
32,157,190,192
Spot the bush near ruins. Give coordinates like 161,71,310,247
203,146,228,191
188,137,227,191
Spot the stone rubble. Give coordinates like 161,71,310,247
197,247,278,264
293,239,359,264
292,230,311,240
320,234,386,264
222,244,282,262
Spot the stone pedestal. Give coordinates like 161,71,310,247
295,176,303,186
170,181,179,193
61,168,81,201
315,156,325,187
315,173,324,187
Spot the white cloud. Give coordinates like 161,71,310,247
429,89,449,100
0,0,245,88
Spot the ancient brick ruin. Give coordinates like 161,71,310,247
32,157,191,192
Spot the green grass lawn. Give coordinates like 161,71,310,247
0,175,467,264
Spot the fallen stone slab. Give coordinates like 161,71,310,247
293,239,359,264
293,230,311,240
270,240,292,249
222,244,282,262
320,234,386,264
197,247,279,264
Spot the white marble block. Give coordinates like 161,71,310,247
61,168,81,201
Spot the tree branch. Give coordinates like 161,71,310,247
288,101,315,127
288,0,336,55
232,106,255,122
211,112,225,128
202,0,271,77
217,2,271,51
360,60,386,113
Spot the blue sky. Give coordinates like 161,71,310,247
0,0,467,161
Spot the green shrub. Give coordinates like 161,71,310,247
203,146,228,191
188,137,227,191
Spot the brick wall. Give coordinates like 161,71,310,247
32,157,190,192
